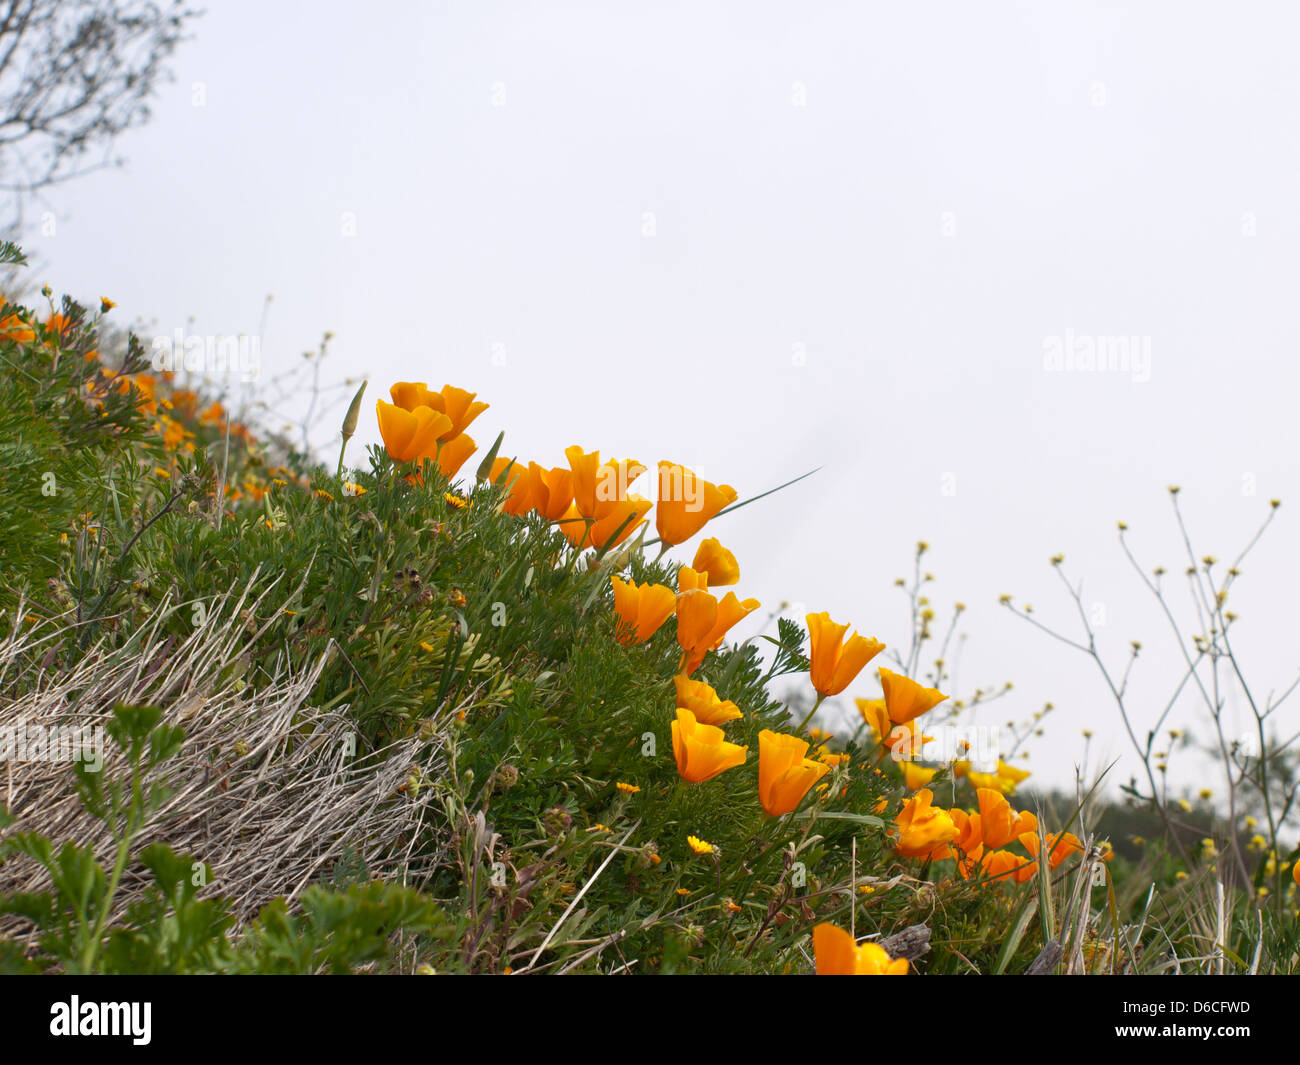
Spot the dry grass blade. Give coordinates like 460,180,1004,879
0,580,449,941
517,820,640,973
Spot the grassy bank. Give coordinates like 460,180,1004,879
2,253,1297,974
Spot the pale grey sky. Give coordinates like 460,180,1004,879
21,0,1300,796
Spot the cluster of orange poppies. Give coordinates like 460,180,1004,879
376,382,487,480
378,381,853,818
102,371,240,457
3,300,252,468
0,304,72,344
373,378,1091,971
612,550,966,824
668,656,843,818
612,552,840,817
489,452,739,554
847,664,1084,885
895,786,1087,883
377,381,749,559
853,666,953,793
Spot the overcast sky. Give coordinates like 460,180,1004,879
21,0,1300,797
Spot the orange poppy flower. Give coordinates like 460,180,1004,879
376,400,452,463
982,847,1035,884
968,758,1033,795
813,923,908,975
940,807,985,871
45,312,72,339
170,389,199,419
389,382,487,440
555,503,587,546
967,771,1014,794
758,730,831,816
676,589,718,662
434,432,477,478
975,788,1037,850
976,788,1018,850
595,495,652,549
807,612,884,696
857,698,933,760
902,761,937,791
857,698,889,736
562,496,652,550
1044,832,1084,868
1015,833,1046,883
491,457,545,516
894,788,957,859
503,462,574,521
691,538,739,586
489,456,526,493
117,374,158,415
678,565,708,593
610,576,676,645
0,313,35,343
671,707,748,783
157,414,189,450
673,675,743,726
676,588,761,674
565,446,646,523
878,667,948,724
655,462,737,546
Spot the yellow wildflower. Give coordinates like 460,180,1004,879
687,835,715,856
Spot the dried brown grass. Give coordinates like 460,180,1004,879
0,576,447,941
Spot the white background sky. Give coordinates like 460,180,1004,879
19,1,1300,798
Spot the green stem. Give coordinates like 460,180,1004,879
336,435,350,479
797,693,826,734
81,772,141,972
